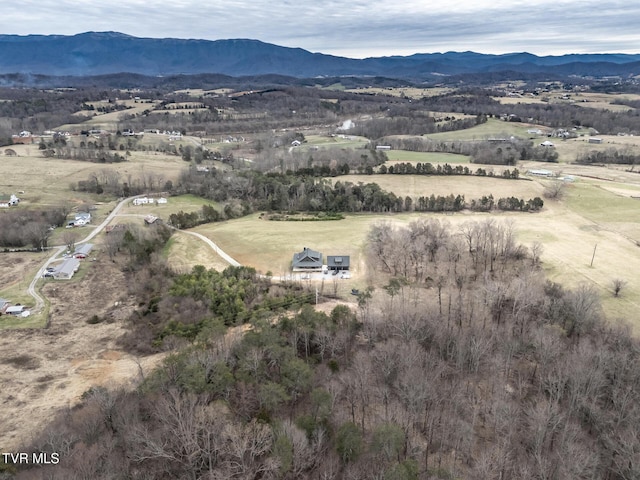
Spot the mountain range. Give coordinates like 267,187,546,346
1,32,639,81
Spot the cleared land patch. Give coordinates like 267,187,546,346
333,174,543,200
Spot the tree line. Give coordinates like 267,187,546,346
375,136,559,164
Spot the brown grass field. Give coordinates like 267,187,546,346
334,174,544,200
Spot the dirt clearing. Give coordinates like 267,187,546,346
0,255,164,450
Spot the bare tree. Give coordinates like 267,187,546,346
543,179,566,200
612,278,628,297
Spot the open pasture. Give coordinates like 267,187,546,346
193,185,640,331
385,151,471,164
0,144,186,207
334,173,543,200
424,118,537,141
164,231,230,273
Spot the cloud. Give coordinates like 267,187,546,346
1,0,639,57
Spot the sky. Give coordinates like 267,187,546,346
2,0,639,58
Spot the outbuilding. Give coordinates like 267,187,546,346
73,243,93,259
5,305,26,315
327,255,350,272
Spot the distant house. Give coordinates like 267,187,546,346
133,197,151,206
73,243,93,259
588,137,603,144
327,255,350,272
376,145,391,150
144,214,161,225
157,197,168,204
528,169,554,177
0,194,20,208
291,140,301,147
55,258,80,280
5,305,26,316
292,247,323,271
540,140,555,147
75,212,91,223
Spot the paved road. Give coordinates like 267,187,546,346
27,195,142,314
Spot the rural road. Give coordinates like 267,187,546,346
27,194,244,315
27,195,142,314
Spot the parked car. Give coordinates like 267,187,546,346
42,272,54,278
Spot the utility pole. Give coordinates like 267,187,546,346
590,243,597,267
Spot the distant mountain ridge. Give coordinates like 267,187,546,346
0,32,639,80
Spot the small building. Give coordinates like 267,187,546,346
75,212,91,223
292,247,323,271
540,140,555,147
55,258,80,280
0,298,9,314
133,197,151,206
73,243,93,259
0,194,20,208
327,255,350,271
588,137,603,144
376,145,391,150
291,140,301,147
5,305,26,316
157,197,168,204
528,169,554,177
144,214,160,225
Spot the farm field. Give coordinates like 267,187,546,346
334,173,543,199
0,144,186,207
423,118,541,141
384,151,471,164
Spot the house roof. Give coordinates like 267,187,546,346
327,255,350,268
292,247,323,268
5,305,25,314
56,258,80,277
74,243,93,256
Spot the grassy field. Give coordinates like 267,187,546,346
424,118,537,141
334,174,543,199
164,231,231,273
385,151,471,164
0,144,187,208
